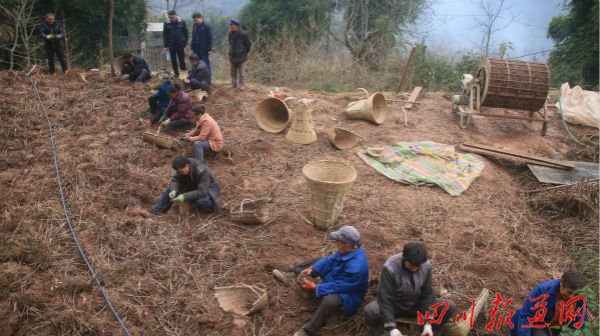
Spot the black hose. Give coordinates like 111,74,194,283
27,77,133,336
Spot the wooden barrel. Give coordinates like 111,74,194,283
478,58,550,111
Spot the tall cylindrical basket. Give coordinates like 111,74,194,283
302,160,356,229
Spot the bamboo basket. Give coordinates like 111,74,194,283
327,127,362,150
214,283,268,316
286,99,317,144
444,288,490,336
188,89,208,102
142,125,181,149
230,198,269,224
302,160,356,229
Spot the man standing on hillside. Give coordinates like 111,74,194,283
363,243,457,336
163,10,188,78
228,19,251,90
39,12,68,74
190,12,213,81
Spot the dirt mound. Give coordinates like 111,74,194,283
0,70,597,335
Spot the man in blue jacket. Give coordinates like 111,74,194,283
274,226,369,336
190,13,213,80
163,10,188,78
39,13,68,74
145,73,172,125
510,271,587,336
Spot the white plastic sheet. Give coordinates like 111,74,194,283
559,83,600,128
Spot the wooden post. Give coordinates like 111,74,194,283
108,0,115,76
61,9,70,69
394,45,417,94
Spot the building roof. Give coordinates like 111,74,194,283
147,23,163,32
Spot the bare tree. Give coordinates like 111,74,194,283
108,0,115,76
164,0,195,12
1,0,36,70
474,0,518,57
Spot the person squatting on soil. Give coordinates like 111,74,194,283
228,19,252,90
185,54,211,93
147,73,173,117
190,12,214,80
363,243,457,336
181,105,223,164
273,226,369,336
509,271,587,336
120,52,151,82
150,85,194,132
40,13,68,74
151,156,222,214
163,10,188,78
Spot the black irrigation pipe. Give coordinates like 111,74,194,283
27,75,132,336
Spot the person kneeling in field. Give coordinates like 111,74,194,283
181,105,223,164
363,243,456,336
150,85,194,132
510,271,587,336
273,225,369,336
150,156,222,215
185,54,211,93
120,52,151,82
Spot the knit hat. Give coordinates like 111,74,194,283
230,18,240,26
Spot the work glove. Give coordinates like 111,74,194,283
162,118,170,125
421,324,433,336
121,74,130,80
299,267,313,277
174,194,185,203
168,190,177,199
302,279,316,291
46,34,53,40
390,329,403,336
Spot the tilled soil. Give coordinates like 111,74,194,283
0,69,597,336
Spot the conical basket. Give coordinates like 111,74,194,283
344,92,387,125
327,127,361,150
214,283,268,316
302,160,356,230
255,97,293,133
286,99,317,144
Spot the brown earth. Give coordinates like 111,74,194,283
0,69,597,336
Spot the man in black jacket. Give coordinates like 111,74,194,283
163,10,188,78
39,13,68,74
363,243,457,336
228,19,251,90
185,54,210,93
150,157,222,214
120,53,151,82
190,13,213,80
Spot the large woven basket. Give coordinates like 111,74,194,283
302,160,356,229
255,97,293,133
286,99,317,144
444,288,490,336
214,283,268,316
142,130,181,149
327,127,361,150
230,198,269,224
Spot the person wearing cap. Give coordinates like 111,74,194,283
182,105,223,164
163,10,188,78
190,13,213,80
185,54,211,93
149,156,222,215
39,12,68,74
228,19,252,90
120,52,151,82
147,73,173,118
509,271,587,336
273,226,369,336
363,243,457,336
